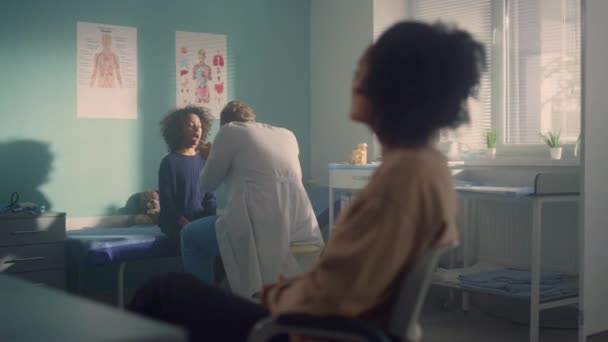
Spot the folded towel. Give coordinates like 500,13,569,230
458,269,577,301
434,268,462,283
459,269,563,286
460,280,561,293
460,282,577,301
507,283,575,298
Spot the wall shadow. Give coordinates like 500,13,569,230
0,139,53,210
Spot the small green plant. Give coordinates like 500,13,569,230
574,134,581,158
540,131,561,147
486,129,497,148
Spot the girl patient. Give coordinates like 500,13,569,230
130,21,486,341
157,106,216,244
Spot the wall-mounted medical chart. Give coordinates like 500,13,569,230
77,22,138,119
176,31,227,119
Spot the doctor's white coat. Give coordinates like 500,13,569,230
200,122,324,297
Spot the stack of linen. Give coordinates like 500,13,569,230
459,269,577,301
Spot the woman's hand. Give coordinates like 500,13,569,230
261,276,290,306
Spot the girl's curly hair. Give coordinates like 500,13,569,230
160,106,212,151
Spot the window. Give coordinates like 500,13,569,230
505,0,581,144
412,0,494,151
411,0,581,153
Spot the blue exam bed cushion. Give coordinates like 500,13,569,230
67,186,341,267
66,225,178,266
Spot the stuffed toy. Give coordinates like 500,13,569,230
119,190,160,225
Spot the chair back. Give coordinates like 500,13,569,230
385,246,450,341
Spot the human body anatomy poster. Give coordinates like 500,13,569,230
176,31,227,119
77,22,138,119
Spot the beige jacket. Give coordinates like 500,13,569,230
266,146,459,323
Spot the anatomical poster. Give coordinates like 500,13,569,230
176,31,227,119
77,22,137,119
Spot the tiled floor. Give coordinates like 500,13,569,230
420,291,608,342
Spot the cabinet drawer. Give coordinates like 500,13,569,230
12,269,66,290
0,243,65,274
0,215,65,246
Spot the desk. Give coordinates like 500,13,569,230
452,187,579,342
328,163,579,342
328,163,377,232
0,274,186,342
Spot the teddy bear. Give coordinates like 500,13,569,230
119,190,160,225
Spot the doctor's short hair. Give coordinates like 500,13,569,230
362,21,486,147
220,100,256,126
160,106,212,152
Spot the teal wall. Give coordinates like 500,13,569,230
0,0,310,217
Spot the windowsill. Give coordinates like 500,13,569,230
455,158,580,167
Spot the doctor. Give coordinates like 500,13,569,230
181,100,324,298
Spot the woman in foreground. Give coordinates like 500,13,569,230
128,21,486,341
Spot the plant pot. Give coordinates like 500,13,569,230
550,147,562,160
486,147,496,159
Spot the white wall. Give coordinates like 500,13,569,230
310,0,374,185
373,0,408,39
581,0,608,338
370,0,409,160
309,0,409,182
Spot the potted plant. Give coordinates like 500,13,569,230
486,129,497,159
540,131,562,160
574,134,581,159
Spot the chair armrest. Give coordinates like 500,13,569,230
247,313,393,342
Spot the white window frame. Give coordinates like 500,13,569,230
494,0,579,161
408,0,581,162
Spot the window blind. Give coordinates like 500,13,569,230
411,0,493,150
505,0,581,144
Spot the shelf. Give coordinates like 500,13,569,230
461,158,580,167
432,266,578,308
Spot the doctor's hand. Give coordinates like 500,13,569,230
199,142,212,160
178,216,190,227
